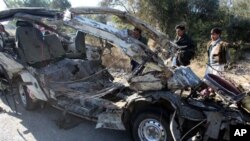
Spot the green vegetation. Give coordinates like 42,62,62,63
100,0,250,61
3,0,71,10
3,0,250,62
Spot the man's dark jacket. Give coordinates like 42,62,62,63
175,34,195,66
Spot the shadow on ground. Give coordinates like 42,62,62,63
0,94,132,141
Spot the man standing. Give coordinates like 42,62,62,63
173,25,195,66
131,27,148,45
205,27,230,75
130,27,148,71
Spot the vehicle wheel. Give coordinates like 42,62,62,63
132,108,173,141
18,83,37,110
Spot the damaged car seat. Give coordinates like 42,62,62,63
44,34,65,60
74,31,86,59
15,21,51,67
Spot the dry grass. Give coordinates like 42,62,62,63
190,53,250,86
226,60,250,85
189,53,207,78
189,60,206,78
101,47,131,72
190,58,250,87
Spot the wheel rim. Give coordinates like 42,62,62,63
19,84,27,106
138,118,167,141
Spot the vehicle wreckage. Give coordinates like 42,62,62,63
0,7,250,141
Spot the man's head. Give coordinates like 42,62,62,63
210,27,222,41
175,25,185,37
132,27,142,39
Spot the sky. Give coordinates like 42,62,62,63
69,0,102,7
0,0,7,10
0,0,102,10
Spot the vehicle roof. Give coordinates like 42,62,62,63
0,7,170,70
0,7,60,21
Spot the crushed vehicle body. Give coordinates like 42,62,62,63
0,7,250,141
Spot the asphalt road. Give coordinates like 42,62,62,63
0,95,132,141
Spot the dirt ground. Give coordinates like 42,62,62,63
190,59,250,86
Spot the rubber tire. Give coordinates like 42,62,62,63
18,84,37,110
132,108,173,141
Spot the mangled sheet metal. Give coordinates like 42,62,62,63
69,7,168,44
0,8,70,41
129,67,173,91
96,110,125,130
128,66,201,91
0,7,59,21
2,8,250,138
67,7,169,67
64,13,148,65
129,73,164,91
65,7,202,91
0,7,202,92
0,52,23,79
167,66,202,90
36,59,115,98
69,7,171,63
204,112,223,140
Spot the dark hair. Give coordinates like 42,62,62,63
211,27,222,35
175,25,185,31
133,27,142,34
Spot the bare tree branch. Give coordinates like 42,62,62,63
3,0,10,8
116,0,130,13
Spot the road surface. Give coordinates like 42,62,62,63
0,95,132,141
